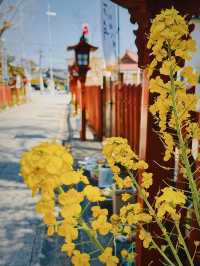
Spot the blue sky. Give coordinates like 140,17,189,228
2,0,137,69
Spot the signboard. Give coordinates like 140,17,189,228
101,0,117,66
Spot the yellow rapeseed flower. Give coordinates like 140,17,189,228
181,66,199,86
83,185,105,202
139,228,152,248
61,242,75,257
58,189,84,206
92,215,112,235
99,247,119,266
91,206,108,218
141,172,153,189
155,187,186,221
58,222,78,242
121,193,132,202
71,250,90,266
20,142,74,196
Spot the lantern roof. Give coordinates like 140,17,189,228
67,34,98,52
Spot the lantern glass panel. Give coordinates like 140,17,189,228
77,53,89,66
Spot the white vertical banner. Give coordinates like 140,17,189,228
190,18,200,72
101,0,117,66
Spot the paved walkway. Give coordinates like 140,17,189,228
0,91,68,266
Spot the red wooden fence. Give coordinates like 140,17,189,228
70,82,103,140
103,79,142,153
70,77,142,149
85,85,103,140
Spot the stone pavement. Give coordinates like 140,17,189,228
0,91,68,266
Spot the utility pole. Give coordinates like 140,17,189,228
39,49,44,91
117,6,122,82
46,4,56,93
2,40,8,84
0,39,3,83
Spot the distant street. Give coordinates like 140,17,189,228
0,91,67,266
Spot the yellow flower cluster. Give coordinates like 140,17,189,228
186,122,200,139
121,193,132,202
139,228,152,248
147,7,192,58
59,189,83,219
103,137,149,189
147,7,200,162
92,214,112,235
99,247,119,266
155,187,186,221
83,185,105,202
102,137,139,171
120,203,152,237
181,66,199,86
162,132,175,161
20,141,74,197
113,175,134,190
20,141,118,265
58,221,78,244
141,172,153,189
71,250,90,266
35,198,57,235
110,214,121,235
91,206,112,235
20,142,81,235
61,242,75,257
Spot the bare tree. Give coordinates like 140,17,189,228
0,20,12,38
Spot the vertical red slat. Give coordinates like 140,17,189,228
84,85,103,140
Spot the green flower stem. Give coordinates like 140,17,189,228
175,222,194,266
128,171,183,266
151,238,175,266
107,235,114,247
81,202,90,216
192,245,198,261
168,55,200,227
76,241,92,246
79,217,104,253
58,186,64,193
88,249,101,255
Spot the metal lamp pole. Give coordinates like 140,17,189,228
46,4,56,93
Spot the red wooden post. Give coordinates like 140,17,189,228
124,85,129,139
80,79,86,141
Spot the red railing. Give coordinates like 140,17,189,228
0,84,27,109
0,85,12,108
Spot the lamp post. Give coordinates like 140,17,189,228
67,33,98,141
46,4,56,93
